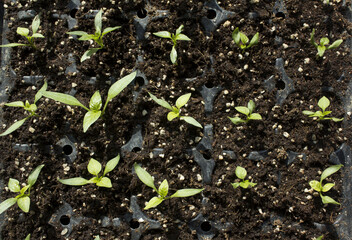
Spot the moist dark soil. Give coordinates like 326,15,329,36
0,0,352,239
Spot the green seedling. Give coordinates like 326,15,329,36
148,92,202,128
232,27,259,51
309,164,343,205
0,81,47,136
134,163,204,210
0,15,44,49
25,234,31,240
231,166,257,189
302,96,343,122
310,28,343,58
42,71,136,132
67,9,121,62
0,164,44,214
59,155,119,188
153,24,191,64
316,235,324,240
228,100,262,125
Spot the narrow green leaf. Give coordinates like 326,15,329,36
310,28,318,48
58,177,89,186
103,155,120,176
240,181,250,189
153,31,172,39
17,27,29,37
232,28,240,45
317,45,326,57
321,194,340,205
88,158,102,176
34,81,48,103
32,15,40,34
320,37,329,46
322,110,332,116
309,111,324,118
318,96,330,112
8,178,21,193
0,117,28,137
321,164,343,182
133,163,156,191
5,101,25,108
248,32,259,48
175,25,184,35
170,188,204,198
167,111,179,121
231,182,240,189
78,34,95,41
89,91,102,110
20,185,30,195
158,179,169,198
42,91,88,110
309,180,322,192
327,39,343,49
176,34,191,41
102,26,121,36
31,33,44,38
27,164,44,187
170,45,177,64
145,196,163,210
302,110,314,116
322,183,335,192
81,48,100,62
25,234,31,240
95,9,103,35
96,177,112,188
249,182,257,187
228,116,245,125
240,32,249,45
235,166,247,180
106,71,137,105
0,198,17,215
83,110,101,132
0,43,27,47
249,113,262,120
67,31,88,36
148,92,173,110
332,117,344,122
235,106,250,116
176,93,191,109
247,100,255,114
180,116,202,128
17,196,30,213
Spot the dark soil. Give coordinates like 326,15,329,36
0,0,352,239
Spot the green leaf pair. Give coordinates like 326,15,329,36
0,164,44,214
153,25,191,64
302,96,343,122
133,163,204,209
232,27,259,51
67,9,121,62
0,15,44,49
310,28,343,58
59,155,120,188
42,71,136,132
309,164,343,205
0,81,47,136
231,166,257,189
228,100,262,125
148,92,202,128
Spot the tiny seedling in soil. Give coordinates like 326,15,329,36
0,15,44,49
309,164,343,205
148,92,202,128
134,163,204,209
153,24,191,64
232,27,259,51
42,71,136,132
67,9,121,62
302,96,343,122
0,81,47,136
25,234,31,240
310,28,343,58
58,155,119,188
228,100,262,125
231,166,257,189
0,164,44,214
